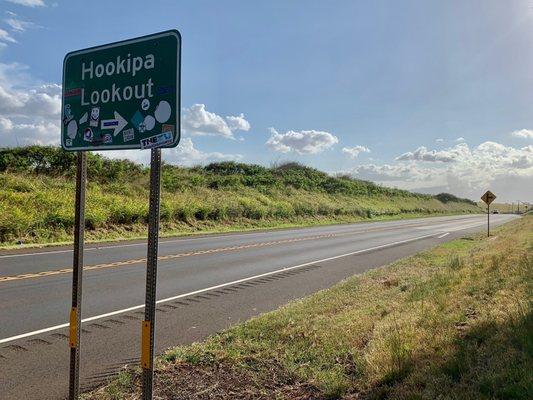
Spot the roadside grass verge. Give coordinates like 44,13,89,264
0,146,481,247
0,172,480,249
85,215,532,399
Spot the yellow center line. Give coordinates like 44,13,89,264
0,217,464,284
0,233,338,283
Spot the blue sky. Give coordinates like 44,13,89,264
0,0,532,201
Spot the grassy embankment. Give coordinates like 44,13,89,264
0,146,481,248
86,215,532,400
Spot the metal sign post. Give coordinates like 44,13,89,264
487,203,490,237
69,151,87,399
481,190,496,237
141,148,162,399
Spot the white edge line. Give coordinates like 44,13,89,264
437,232,450,239
0,232,441,345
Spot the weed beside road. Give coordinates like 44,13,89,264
0,146,480,247
85,216,532,399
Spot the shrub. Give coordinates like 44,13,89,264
435,192,477,206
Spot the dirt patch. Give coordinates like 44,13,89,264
94,360,324,400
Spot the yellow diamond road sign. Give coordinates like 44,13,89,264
481,190,496,205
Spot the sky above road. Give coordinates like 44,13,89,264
0,0,532,201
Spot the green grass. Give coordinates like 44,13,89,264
85,215,532,400
0,146,481,247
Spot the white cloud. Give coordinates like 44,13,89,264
436,138,444,143
342,145,370,159
182,104,251,139
396,144,469,163
102,138,242,167
4,14,36,32
0,116,13,131
511,129,533,139
0,62,61,146
0,28,17,43
350,141,533,200
226,113,251,132
266,127,339,154
455,137,465,142
0,116,60,146
168,137,243,165
5,0,45,7
0,64,61,118
352,163,440,184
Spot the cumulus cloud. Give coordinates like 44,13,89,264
182,104,250,139
455,137,465,142
169,137,243,165
350,141,533,200
436,138,444,143
352,163,439,183
5,0,45,7
342,145,370,159
395,144,469,163
0,28,17,43
266,128,338,155
511,129,533,139
226,113,251,132
0,116,60,146
0,63,61,146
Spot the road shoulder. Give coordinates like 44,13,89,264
84,216,532,399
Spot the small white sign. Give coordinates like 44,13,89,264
123,128,135,142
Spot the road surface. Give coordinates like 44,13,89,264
0,214,517,399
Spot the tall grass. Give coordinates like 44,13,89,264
0,146,482,245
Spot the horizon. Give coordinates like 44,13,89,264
0,0,532,201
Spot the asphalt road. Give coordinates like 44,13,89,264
0,214,517,399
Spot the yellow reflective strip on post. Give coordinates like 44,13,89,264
141,320,151,369
69,307,77,348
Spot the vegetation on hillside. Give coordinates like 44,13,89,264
85,216,532,400
0,146,481,246
434,192,477,206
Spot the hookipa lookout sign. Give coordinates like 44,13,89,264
62,30,181,151
61,30,181,400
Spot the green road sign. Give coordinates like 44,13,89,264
61,30,181,151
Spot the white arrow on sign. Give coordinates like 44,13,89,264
100,112,128,136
